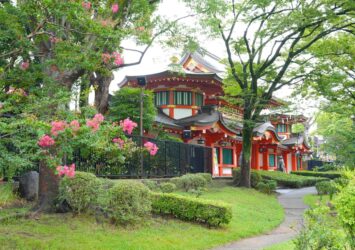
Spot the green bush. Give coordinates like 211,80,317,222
258,171,328,188
315,181,337,200
232,168,262,188
58,172,101,214
142,179,159,191
170,174,207,192
151,192,232,227
160,182,176,193
291,171,341,179
195,173,212,183
256,180,277,195
107,181,151,225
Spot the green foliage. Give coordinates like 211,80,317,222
0,183,18,207
142,179,159,191
294,206,349,250
232,168,262,188
259,171,328,188
194,173,212,184
107,181,151,225
170,174,207,192
291,171,342,179
151,192,232,227
256,180,277,195
335,177,355,244
58,172,101,214
160,182,176,193
108,88,156,131
315,181,337,200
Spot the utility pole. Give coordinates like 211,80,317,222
137,77,146,178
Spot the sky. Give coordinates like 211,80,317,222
103,0,321,121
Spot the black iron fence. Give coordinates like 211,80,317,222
73,135,212,178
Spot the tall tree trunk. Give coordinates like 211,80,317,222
37,161,59,212
239,105,254,188
91,72,113,114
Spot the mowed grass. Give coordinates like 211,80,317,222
0,181,284,250
263,240,295,250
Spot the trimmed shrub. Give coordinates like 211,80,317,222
256,180,277,195
170,174,207,192
58,171,101,213
142,179,159,191
160,182,176,193
151,192,232,227
258,171,328,188
291,171,341,179
107,181,151,225
232,168,262,188
195,173,212,183
315,181,337,200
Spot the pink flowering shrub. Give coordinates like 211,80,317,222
102,53,111,64
51,121,67,136
20,61,30,70
86,113,104,131
70,120,80,131
56,164,76,178
111,3,119,13
120,118,137,135
38,135,55,148
144,141,159,156
112,52,124,66
112,138,125,148
82,1,91,10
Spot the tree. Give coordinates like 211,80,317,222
108,87,156,131
183,0,354,187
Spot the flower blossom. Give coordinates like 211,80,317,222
112,138,125,148
51,121,67,136
38,135,55,148
112,52,124,66
20,61,30,70
144,141,159,156
136,26,145,32
102,53,111,64
111,3,119,13
82,1,91,10
120,118,137,135
56,164,75,178
70,120,80,131
93,113,104,123
86,119,100,131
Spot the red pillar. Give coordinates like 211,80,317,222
291,153,297,171
263,151,268,170
254,144,260,170
219,147,223,176
283,152,288,172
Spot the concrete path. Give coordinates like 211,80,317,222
212,187,316,250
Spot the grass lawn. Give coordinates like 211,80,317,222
263,240,295,250
0,181,284,250
303,194,332,208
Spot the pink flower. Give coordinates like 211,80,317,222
82,1,91,10
70,120,80,131
120,118,137,135
136,26,145,31
111,3,119,13
102,53,111,64
86,119,100,131
56,164,75,178
101,20,108,26
93,113,104,123
38,135,55,148
20,61,30,70
112,52,124,66
51,121,67,136
112,138,125,148
144,141,159,156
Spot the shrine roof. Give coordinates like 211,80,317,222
155,109,183,129
282,133,311,149
253,122,284,142
117,69,222,88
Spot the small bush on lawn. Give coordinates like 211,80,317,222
291,171,341,179
232,168,262,188
195,173,212,183
107,181,151,225
170,174,207,192
142,180,159,191
160,182,176,193
151,192,232,227
256,180,277,195
58,171,101,214
258,171,328,188
315,181,337,200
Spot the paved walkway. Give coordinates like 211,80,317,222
212,187,316,250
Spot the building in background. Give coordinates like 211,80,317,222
118,49,311,177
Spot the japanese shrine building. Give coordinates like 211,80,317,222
118,50,311,177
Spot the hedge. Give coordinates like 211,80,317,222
151,192,232,227
232,168,262,188
258,171,329,188
291,171,342,179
